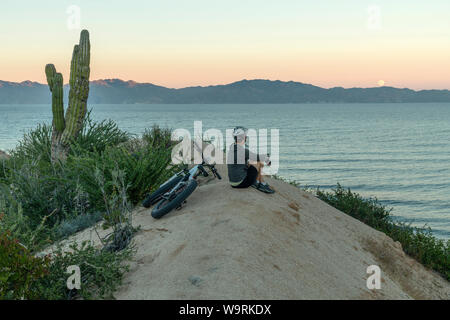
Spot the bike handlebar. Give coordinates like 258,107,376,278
204,163,222,180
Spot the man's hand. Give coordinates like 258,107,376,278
265,153,272,166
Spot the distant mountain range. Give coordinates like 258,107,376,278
1,79,450,104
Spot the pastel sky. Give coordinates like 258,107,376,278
1,0,449,89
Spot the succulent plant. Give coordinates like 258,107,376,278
45,29,91,162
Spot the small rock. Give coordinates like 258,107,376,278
188,275,203,287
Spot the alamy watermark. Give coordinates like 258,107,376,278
66,265,81,290
367,5,382,31
67,5,81,30
171,121,279,175
366,265,381,289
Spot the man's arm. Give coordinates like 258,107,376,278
245,148,269,164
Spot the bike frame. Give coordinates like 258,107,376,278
160,139,221,200
162,162,218,200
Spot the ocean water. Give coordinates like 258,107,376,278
1,103,449,239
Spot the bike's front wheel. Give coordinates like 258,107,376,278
142,175,184,208
151,179,198,219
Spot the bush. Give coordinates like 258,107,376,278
10,123,53,165
1,117,174,247
0,186,54,250
2,113,130,231
0,228,50,300
56,211,103,239
71,111,130,155
4,161,77,228
0,157,11,184
9,111,129,164
34,169,135,299
1,117,175,299
95,168,138,252
142,125,174,150
66,126,177,207
32,241,133,300
1,166,135,300
316,184,391,229
316,184,450,281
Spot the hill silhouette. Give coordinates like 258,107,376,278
1,79,450,104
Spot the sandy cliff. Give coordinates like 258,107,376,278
53,164,449,300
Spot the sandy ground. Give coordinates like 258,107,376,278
49,164,449,300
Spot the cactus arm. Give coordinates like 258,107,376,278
63,29,91,145
52,73,65,132
45,64,56,90
45,64,65,132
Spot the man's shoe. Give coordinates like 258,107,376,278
260,183,275,194
252,182,275,194
251,182,261,189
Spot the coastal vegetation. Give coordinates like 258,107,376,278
0,29,177,299
0,115,176,299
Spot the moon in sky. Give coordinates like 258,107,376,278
377,80,385,87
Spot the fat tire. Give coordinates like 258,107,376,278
151,179,198,219
142,175,184,208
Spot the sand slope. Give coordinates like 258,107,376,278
55,164,449,300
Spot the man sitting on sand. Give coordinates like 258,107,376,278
227,126,274,194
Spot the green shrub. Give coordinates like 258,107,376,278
0,227,50,300
95,167,138,252
1,118,175,299
0,186,55,250
4,121,173,220
56,211,103,239
0,118,168,245
71,111,130,155
32,241,132,300
142,125,174,150
110,144,176,204
9,111,129,165
316,184,391,229
67,126,177,207
10,123,53,165
316,184,450,281
1,168,135,300
0,158,11,184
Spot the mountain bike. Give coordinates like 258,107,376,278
142,159,222,219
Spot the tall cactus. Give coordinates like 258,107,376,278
45,29,91,162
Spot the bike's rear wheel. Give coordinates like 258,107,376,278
151,179,198,219
142,175,184,208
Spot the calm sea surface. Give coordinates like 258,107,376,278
1,103,449,239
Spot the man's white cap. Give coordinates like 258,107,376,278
233,126,248,140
